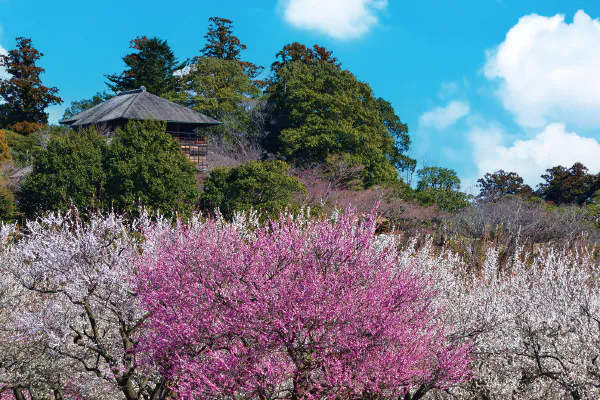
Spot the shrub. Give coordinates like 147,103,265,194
5,129,59,167
17,128,106,216
201,160,306,218
103,120,200,216
17,121,201,217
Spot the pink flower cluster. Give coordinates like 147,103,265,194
136,211,471,399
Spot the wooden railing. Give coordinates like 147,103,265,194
169,132,208,170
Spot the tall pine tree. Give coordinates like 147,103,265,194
201,17,264,84
105,36,186,96
0,37,62,135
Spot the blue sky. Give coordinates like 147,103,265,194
2,0,600,190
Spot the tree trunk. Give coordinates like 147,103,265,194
12,388,25,400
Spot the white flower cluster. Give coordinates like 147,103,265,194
0,212,164,399
0,212,599,399
411,241,600,400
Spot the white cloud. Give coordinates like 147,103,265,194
484,10,600,128
468,122,600,186
0,44,7,80
419,100,470,130
279,0,388,40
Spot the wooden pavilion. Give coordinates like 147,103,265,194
60,87,221,170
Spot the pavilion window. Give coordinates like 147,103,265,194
167,124,208,170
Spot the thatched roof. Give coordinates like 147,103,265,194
60,87,220,127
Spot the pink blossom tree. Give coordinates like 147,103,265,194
136,210,471,399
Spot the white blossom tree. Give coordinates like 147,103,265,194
412,240,600,400
0,212,169,400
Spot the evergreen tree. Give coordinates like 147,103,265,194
105,36,186,96
416,167,461,192
266,61,410,186
269,42,341,80
180,57,260,121
104,120,199,216
18,128,106,216
201,17,264,83
415,167,470,212
377,98,415,173
202,17,246,60
0,37,62,135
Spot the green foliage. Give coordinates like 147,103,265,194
5,128,67,167
104,120,199,216
18,121,200,217
105,36,186,96
377,98,415,173
179,57,261,122
415,188,471,213
269,42,341,81
0,186,15,221
591,190,600,205
537,162,599,205
201,17,264,84
201,160,306,218
0,37,62,134
266,61,409,187
386,179,415,201
416,167,461,192
415,167,470,212
62,92,113,120
476,169,534,202
18,128,106,216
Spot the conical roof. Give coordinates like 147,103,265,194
60,87,220,127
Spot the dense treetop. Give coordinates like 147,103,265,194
18,121,199,217
476,170,533,202
178,56,261,121
0,37,62,135
104,120,200,215
265,60,413,187
416,167,461,192
536,162,599,205
269,42,341,81
105,36,186,96
18,128,106,216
